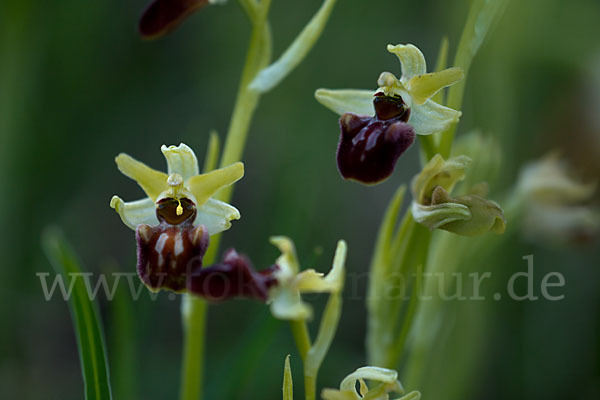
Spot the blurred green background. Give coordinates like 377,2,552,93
1,0,599,398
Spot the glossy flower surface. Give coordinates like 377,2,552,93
336,95,415,184
268,237,346,320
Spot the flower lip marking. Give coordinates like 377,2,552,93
373,92,410,122
156,197,197,225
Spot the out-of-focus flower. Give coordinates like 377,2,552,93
139,0,225,39
110,143,252,295
321,366,420,400
314,44,463,185
411,154,506,236
516,153,599,244
268,237,346,320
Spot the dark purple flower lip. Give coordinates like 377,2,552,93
336,93,415,185
136,219,278,301
139,0,209,39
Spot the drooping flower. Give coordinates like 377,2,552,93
411,154,506,236
268,237,346,320
516,153,599,244
139,0,226,39
321,366,420,400
315,44,464,184
110,143,256,295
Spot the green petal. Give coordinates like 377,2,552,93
110,196,158,230
314,88,374,116
408,99,462,136
187,162,244,206
161,143,199,182
115,153,167,201
296,240,346,293
408,67,464,105
387,44,426,79
195,198,241,235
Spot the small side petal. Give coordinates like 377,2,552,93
270,236,301,276
195,198,241,235
387,44,427,79
408,99,462,136
115,153,168,201
408,67,464,105
187,162,244,206
161,143,199,182
315,88,374,116
110,196,159,230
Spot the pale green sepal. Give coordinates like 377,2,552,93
282,355,293,400
115,153,167,201
411,201,471,231
250,0,337,93
408,99,462,136
161,143,199,182
339,367,398,391
387,44,426,79
314,88,374,116
411,154,471,205
195,198,241,236
110,196,158,231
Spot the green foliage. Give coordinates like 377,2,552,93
42,228,113,400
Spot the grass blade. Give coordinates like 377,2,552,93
42,227,113,400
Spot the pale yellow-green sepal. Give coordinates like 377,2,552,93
195,198,241,236
269,287,312,320
282,355,293,400
394,391,421,400
408,99,462,136
408,67,464,105
387,44,426,79
187,162,244,206
109,196,158,230
115,153,168,201
412,202,471,231
314,88,374,116
161,143,199,181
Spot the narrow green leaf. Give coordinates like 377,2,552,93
249,0,338,93
42,227,113,400
202,130,221,173
283,355,294,400
439,0,510,157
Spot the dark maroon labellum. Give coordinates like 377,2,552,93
135,195,277,301
139,0,209,39
336,94,415,184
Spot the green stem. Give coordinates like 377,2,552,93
180,296,208,400
179,2,272,399
304,375,316,400
290,319,312,361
